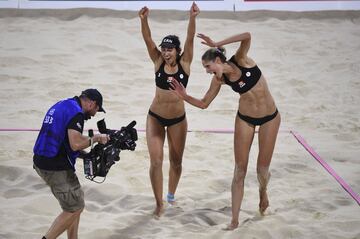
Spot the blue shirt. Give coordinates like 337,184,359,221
33,97,84,170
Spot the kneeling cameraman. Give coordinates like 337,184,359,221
33,89,109,239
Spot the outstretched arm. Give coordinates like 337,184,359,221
139,6,161,64
170,76,221,109
181,2,200,68
197,32,251,61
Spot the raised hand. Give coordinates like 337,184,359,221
138,6,149,19
197,33,216,47
190,2,200,18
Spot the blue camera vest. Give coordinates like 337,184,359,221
33,98,83,168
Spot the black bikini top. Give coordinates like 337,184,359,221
155,60,189,90
223,55,262,94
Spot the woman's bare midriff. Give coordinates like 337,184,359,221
149,87,185,118
238,76,277,117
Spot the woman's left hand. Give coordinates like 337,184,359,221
170,79,187,100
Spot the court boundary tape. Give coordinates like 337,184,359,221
290,130,360,205
0,127,359,205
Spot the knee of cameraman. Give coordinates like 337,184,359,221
33,89,109,239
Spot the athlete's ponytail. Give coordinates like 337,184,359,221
202,47,226,63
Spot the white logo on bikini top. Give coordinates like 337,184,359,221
158,72,161,77
239,81,246,88
179,74,184,79
246,71,251,77
167,76,174,83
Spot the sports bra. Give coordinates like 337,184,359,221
223,55,262,94
155,60,189,90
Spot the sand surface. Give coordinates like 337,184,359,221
0,9,359,239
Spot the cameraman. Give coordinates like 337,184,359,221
33,89,109,239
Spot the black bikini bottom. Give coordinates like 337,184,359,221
148,110,186,127
237,108,278,126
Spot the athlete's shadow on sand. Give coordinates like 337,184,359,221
106,203,269,238
107,206,226,238
108,213,154,239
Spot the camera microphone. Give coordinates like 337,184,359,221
125,120,137,130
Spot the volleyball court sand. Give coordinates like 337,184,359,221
0,9,359,239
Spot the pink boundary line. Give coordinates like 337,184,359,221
0,128,40,132
290,130,360,205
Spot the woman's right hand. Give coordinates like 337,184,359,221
138,6,149,19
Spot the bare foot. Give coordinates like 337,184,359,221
223,220,239,231
153,205,164,219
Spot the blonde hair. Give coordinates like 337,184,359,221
201,47,226,62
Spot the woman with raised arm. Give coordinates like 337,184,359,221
171,32,281,229
138,2,200,217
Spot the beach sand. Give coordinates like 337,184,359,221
0,9,359,239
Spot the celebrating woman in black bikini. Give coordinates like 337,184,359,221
138,2,199,217
171,32,281,229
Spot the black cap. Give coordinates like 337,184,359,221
81,89,105,113
159,35,180,49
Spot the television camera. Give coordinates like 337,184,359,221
82,119,138,183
